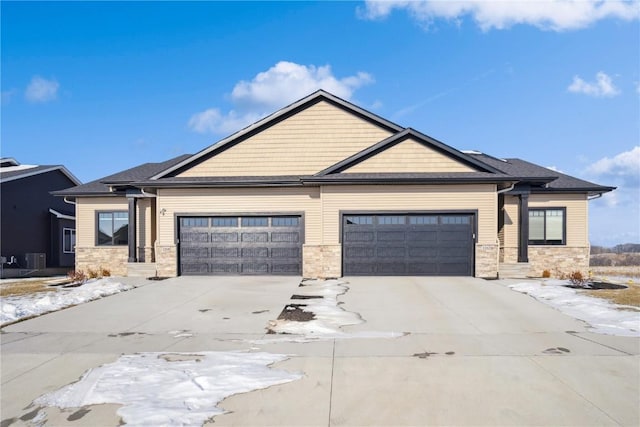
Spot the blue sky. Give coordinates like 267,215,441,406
2,1,639,246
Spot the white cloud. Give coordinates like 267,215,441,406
568,72,620,97
188,61,374,135
359,0,640,31
585,146,640,184
584,147,640,245
24,76,60,103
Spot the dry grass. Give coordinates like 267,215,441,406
589,266,640,278
0,278,72,298
584,282,640,309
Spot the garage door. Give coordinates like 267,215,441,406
343,214,474,276
179,216,302,275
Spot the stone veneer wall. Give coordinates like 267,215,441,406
76,246,128,276
501,246,519,264
155,244,178,277
303,245,342,279
528,246,590,277
475,243,499,278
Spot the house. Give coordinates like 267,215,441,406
54,91,614,278
1,158,81,275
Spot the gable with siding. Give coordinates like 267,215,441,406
341,137,477,174
177,100,394,177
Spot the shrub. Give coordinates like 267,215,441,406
542,269,551,278
569,271,587,287
67,270,87,284
87,268,100,279
100,267,111,277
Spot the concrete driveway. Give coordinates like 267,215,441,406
1,275,638,426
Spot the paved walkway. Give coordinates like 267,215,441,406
1,276,638,426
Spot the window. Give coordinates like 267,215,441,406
409,215,438,225
241,217,268,227
272,217,299,227
181,218,209,227
345,216,373,225
441,216,471,225
97,212,128,245
378,215,405,225
63,228,76,253
529,208,565,245
211,217,238,227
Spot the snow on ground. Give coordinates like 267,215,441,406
34,351,302,427
1,278,135,325
258,278,405,343
509,280,640,337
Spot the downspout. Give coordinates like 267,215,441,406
497,183,516,194
63,197,76,205
588,193,603,201
140,188,157,198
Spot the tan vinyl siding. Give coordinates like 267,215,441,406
503,195,519,248
501,193,589,248
344,138,476,173
137,197,154,249
177,101,393,177
530,193,589,246
76,197,128,247
320,184,497,244
156,187,322,246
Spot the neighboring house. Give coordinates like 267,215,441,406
54,91,614,278
1,158,81,272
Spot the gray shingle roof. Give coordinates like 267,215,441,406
469,153,614,192
54,154,191,196
0,165,81,185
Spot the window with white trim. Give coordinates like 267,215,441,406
529,208,565,245
63,228,76,253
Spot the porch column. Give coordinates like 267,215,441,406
127,197,137,263
518,193,529,263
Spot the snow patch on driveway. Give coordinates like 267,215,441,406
259,278,405,342
34,351,302,426
509,280,640,337
1,278,135,326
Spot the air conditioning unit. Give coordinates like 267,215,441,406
25,253,46,269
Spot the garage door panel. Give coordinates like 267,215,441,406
180,215,302,276
376,247,406,257
408,247,438,257
271,247,300,258
345,247,375,258
377,231,405,241
210,263,239,274
182,232,209,243
345,231,375,242
242,263,269,274
407,231,437,241
211,247,238,258
242,232,268,243
182,263,209,274
211,232,238,242
378,263,407,274
271,263,300,274
271,232,299,243
182,247,209,258
345,262,376,274
343,214,473,276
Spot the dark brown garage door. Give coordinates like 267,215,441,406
179,216,302,275
342,214,474,276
